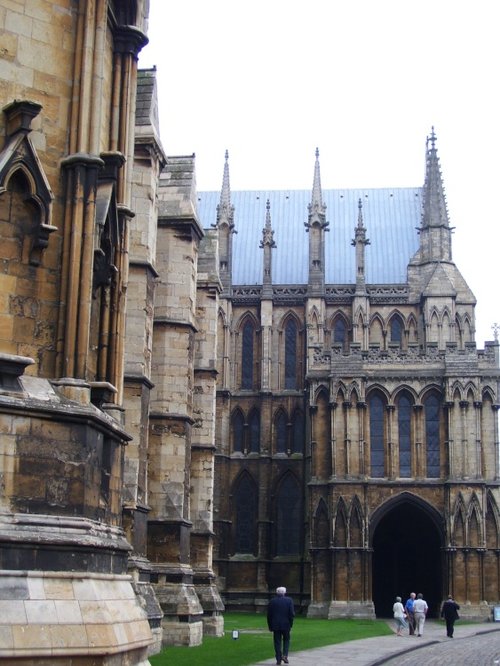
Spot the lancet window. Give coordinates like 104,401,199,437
369,392,386,477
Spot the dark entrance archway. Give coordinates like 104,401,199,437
371,497,443,618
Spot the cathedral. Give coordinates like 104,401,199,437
202,141,500,621
0,1,499,664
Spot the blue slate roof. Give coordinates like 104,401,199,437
196,188,422,285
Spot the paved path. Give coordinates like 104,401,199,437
250,620,500,666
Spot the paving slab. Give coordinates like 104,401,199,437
249,620,500,666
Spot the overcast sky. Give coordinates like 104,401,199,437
138,0,499,346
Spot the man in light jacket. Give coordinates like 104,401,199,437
413,592,429,636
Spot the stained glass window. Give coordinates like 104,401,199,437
241,321,254,389
398,394,412,477
232,410,245,453
390,317,403,344
284,319,297,389
425,394,440,477
369,393,385,477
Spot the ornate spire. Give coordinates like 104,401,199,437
260,199,276,297
306,148,328,295
421,127,449,229
214,150,235,292
351,198,370,294
307,147,327,225
417,128,454,263
215,149,234,230
260,199,276,249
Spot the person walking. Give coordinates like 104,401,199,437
392,596,408,636
267,586,295,665
404,592,416,635
413,593,428,636
441,594,460,637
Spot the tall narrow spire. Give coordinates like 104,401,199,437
418,128,453,262
260,199,276,298
422,127,449,229
216,149,234,228
306,149,328,295
351,198,370,293
214,150,235,292
308,147,327,220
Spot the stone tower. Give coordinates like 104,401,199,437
0,1,154,663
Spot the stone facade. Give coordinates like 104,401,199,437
0,0,224,661
208,142,500,621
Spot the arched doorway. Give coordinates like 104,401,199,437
371,496,443,618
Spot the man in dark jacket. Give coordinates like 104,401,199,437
267,586,295,665
441,594,460,637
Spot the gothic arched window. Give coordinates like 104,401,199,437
241,320,254,389
234,474,258,554
369,392,385,477
390,316,403,344
398,393,412,477
292,409,304,454
276,476,301,555
334,317,346,344
231,410,245,453
248,409,260,453
284,319,297,389
275,411,287,453
424,393,441,478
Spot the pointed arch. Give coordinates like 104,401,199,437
369,313,384,347
449,380,464,403
388,310,404,346
347,381,362,404
441,308,452,345
313,383,330,405
275,473,302,555
349,496,364,548
451,494,466,547
407,313,418,344
231,408,245,453
313,498,330,548
237,312,259,390
330,310,350,352
467,494,482,547
369,491,444,541
429,308,439,344
332,381,347,404
485,492,500,549
280,312,301,389
333,497,348,547
232,471,258,554
464,381,479,403
0,102,55,265
308,305,320,327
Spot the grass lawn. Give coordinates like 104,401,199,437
150,613,393,666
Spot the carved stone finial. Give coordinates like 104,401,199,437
2,100,42,137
